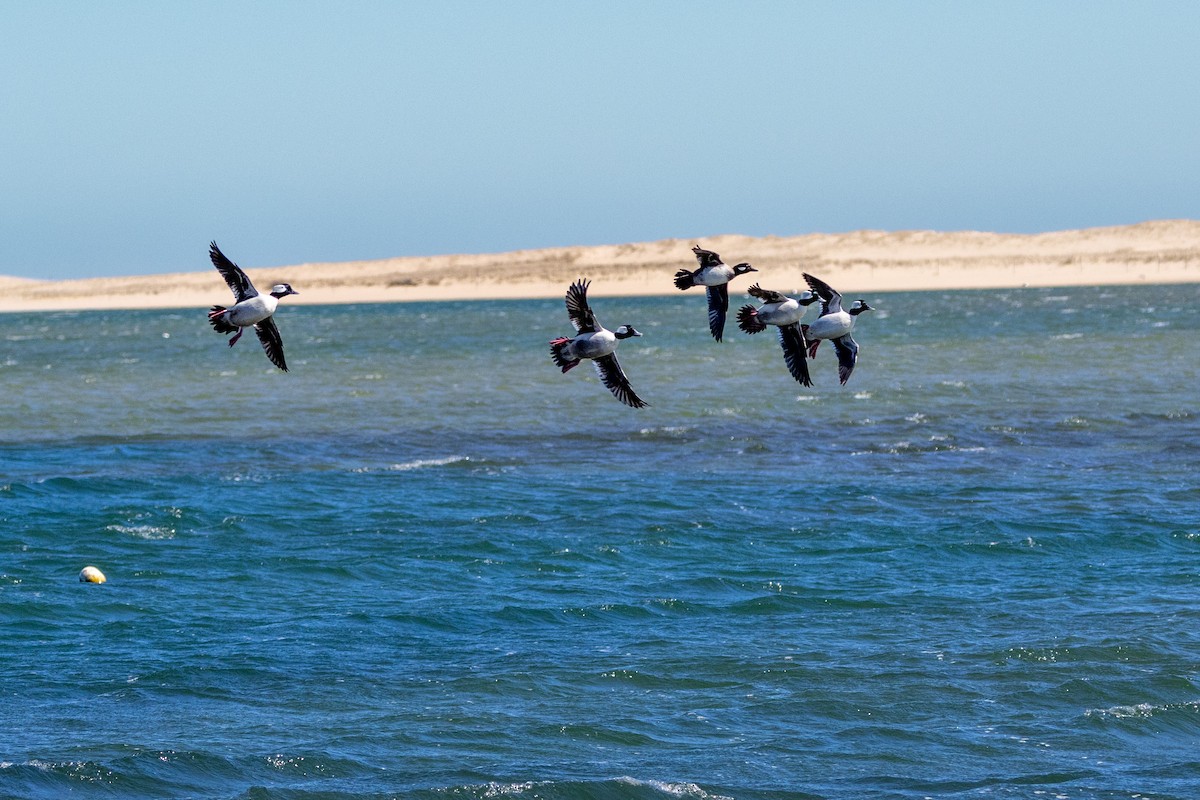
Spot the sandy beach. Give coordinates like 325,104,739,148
2,220,1198,312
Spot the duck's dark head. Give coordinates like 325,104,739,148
733,263,757,276
270,284,299,298
849,300,872,315
798,290,820,306
615,325,643,339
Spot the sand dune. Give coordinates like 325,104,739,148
2,220,1198,312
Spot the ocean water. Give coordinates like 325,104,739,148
1,284,1198,800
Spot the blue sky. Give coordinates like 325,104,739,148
3,1,1199,279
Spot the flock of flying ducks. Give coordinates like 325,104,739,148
205,242,873,408
549,246,873,408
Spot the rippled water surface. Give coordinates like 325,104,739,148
2,285,1199,800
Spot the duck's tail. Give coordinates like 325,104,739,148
208,306,238,334
736,304,766,334
549,337,580,373
673,269,694,290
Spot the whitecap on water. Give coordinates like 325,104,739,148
617,777,736,800
638,426,692,437
1085,700,1200,719
478,782,536,798
105,524,175,540
385,455,470,472
1085,702,1156,719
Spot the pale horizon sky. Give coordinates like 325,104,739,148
3,1,1199,280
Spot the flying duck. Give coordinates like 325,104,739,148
673,245,757,341
206,242,298,371
800,273,872,385
735,284,821,386
549,279,647,408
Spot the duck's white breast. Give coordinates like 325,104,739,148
695,265,734,286
807,310,852,339
572,330,617,360
759,299,803,327
227,295,278,326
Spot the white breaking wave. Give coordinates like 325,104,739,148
1085,700,1200,719
388,455,470,471
350,455,470,474
105,524,175,540
617,777,736,800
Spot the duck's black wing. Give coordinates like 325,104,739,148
832,333,858,385
593,353,647,408
210,242,258,302
803,273,842,315
691,245,723,270
778,323,812,387
705,284,729,341
565,279,598,333
254,316,288,372
747,283,789,304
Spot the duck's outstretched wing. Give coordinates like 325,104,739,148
747,283,789,304
691,245,723,269
705,284,729,341
210,242,258,301
254,316,288,372
832,334,858,385
593,353,647,408
565,279,598,333
778,323,812,387
803,273,842,315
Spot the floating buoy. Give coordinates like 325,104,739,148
79,566,106,584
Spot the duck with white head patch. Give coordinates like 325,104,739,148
549,279,647,408
800,273,872,385
735,284,821,386
206,242,298,371
674,245,757,342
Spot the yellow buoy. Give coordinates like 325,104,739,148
79,566,106,584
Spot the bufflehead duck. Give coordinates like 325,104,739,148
800,273,872,385
549,279,647,408
673,245,757,342
206,242,298,372
735,284,820,386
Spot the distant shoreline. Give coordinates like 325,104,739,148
2,220,1198,313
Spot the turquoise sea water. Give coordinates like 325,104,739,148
1,284,1198,800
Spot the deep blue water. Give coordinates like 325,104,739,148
2,284,1199,800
